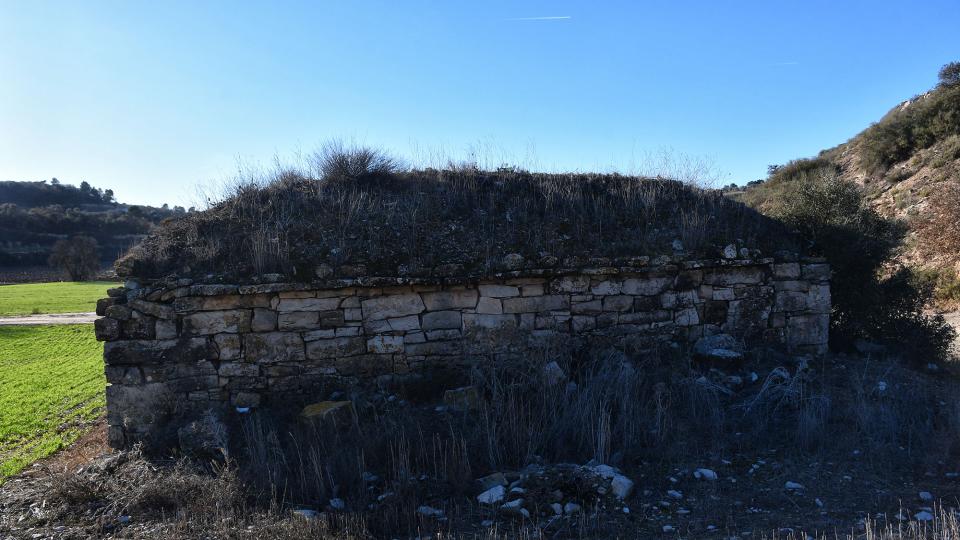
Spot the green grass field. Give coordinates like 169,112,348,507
0,325,105,481
0,281,116,316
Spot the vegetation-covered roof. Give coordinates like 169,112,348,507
118,161,798,283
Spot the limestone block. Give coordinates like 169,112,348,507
278,311,319,331
305,336,366,360
572,300,603,314
802,263,831,281
786,314,829,348
94,317,121,341
421,290,478,310
405,341,462,356
301,401,354,426
183,310,251,336
602,295,633,312
703,267,767,286
122,314,156,340
675,307,700,326
96,297,117,316
367,335,404,354
422,310,462,330
277,297,342,312
591,280,622,295
243,332,305,363
572,315,597,332
362,294,426,320
105,304,132,320
303,329,335,341
551,276,590,294
404,332,426,343
213,333,242,360
807,284,831,314
388,315,421,331
774,280,810,292
427,329,461,341
774,291,808,312
476,297,503,314
218,362,259,378
622,276,672,296
344,308,363,321
155,319,177,340
521,283,544,296
335,326,360,337
501,295,569,314
232,392,261,408
773,263,801,279
251,308,277,332
712,288,736,301
128,299,175,320
478,284,519,298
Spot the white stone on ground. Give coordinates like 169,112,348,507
784,481,804,490
694,468,718,480
919,491,934,502
915,511,934,521
417,506,444,518
477,485,506,504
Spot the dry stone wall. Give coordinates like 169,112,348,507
96,257,830,448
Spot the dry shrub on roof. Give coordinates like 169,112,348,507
117,147,795,282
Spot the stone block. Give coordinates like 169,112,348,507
807,284,831,314
183,310,251,336
675,307,700,326
572,299,603,314
702,267,767,286
155,319,177,340
405,340,462,356
94,317,121,341
277,297,342,312
572,315,597,332
422,311,462,330
213,333,242,360
301,401,354,427
251,308,277,332
551,276,590,294
591,280,622,295
306,337,366,360
773,263,801,279
802,263,831,281
602,295,633,312
388,315,421,331
476,297,503,314
622,276,672,296
501,295,569,314
426,329,461,341
367,335,404,354
129,299,176,320
774,291,808,312
278,311,319,330
478,284,519,298
105,304,132,320
421,290,478,310
244,332,305,363
362,294,426,320
521,283,544,296
218,362,259,378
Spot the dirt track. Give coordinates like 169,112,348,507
0,312,98,326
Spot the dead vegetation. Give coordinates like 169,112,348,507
116,145,796,282
5,345,960,538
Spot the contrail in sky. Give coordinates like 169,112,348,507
506,16,572,21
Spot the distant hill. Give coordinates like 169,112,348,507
0,179,186,271
739,65,960,300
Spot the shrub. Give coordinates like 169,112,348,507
939,61,960,87
916,182,960,258
762,165,955,360
48,235,100,281
315,141,403,181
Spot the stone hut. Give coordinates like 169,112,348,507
96,170,830,448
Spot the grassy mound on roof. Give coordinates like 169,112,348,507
117,152,797,283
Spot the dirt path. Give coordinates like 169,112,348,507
0,312,98,326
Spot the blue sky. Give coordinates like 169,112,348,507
2,1,958,207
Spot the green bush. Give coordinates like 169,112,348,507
859,82,960,174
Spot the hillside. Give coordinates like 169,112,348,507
741,65,960,301
0,180,184,272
